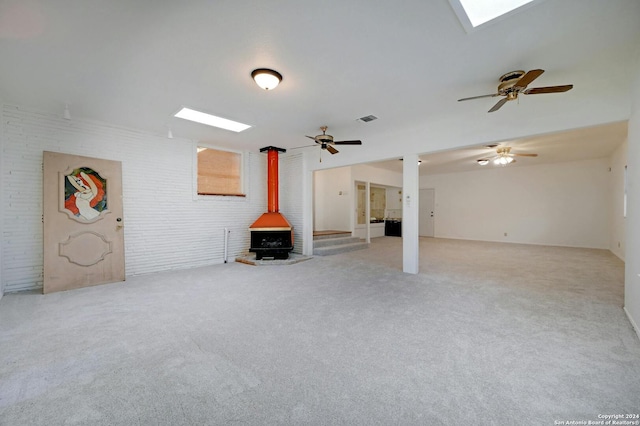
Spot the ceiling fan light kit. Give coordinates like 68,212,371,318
458,69,573,112
494,156,514,165
477,146,537,166
251,68,282,90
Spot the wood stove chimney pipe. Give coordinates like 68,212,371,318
260,146,286,213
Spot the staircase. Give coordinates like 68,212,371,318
313,232,369,256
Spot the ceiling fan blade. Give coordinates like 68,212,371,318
290,144,317,150
333,140,362,145
511,153,538,157
514,69,544,89
458,93,500,102
488,97,508,113
524,85,573,95
326,145,339,155
305,135,317,140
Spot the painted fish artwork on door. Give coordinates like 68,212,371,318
63,167,107,221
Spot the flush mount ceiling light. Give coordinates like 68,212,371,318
174,107,251,132
251,68,282,91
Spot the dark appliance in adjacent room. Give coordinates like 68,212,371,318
249,146,294,260
385,219,402,237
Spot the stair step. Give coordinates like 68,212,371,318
313,242,369,256
313,232,352,241
313,236,362,248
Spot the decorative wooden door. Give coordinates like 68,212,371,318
43,152,125,293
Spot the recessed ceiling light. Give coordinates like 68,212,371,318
477,159,490,165
174,107,251,132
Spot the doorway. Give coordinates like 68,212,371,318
419,188,435,237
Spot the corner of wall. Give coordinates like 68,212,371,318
623,45,640,340
609,138,627,261
0,101,4,299
624,307,640,340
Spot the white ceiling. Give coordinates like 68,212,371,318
0,0,638,170
369,120,628,175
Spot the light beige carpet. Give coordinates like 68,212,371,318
0,237,638,425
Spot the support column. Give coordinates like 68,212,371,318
402,153,420,274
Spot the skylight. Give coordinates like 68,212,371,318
174,107,251,132
448,0,539,31
461,0,532,26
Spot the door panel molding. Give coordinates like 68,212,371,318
59,231,113,267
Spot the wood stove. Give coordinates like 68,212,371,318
249,146,294,260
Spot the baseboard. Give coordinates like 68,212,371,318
433,235,608,250
609,247,624,262
624,306,640,341
609,248,625,262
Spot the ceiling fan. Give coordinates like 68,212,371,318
304,126,362,155
477,146,538,166
458,69,573,113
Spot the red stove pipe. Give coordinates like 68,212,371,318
267,148,279,212
260,146,286,213
250,146,293,259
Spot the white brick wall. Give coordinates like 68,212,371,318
279,151,305,254
1,104,306,292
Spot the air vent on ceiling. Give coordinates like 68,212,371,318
357,115,378,123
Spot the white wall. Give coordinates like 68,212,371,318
0,101,4,300
624,50,640,338
352,164,402,187
609,139,628,260
0,104,306,292
386,187,403,217
313,167,352,231
420,158,611,248
313,164,404,232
